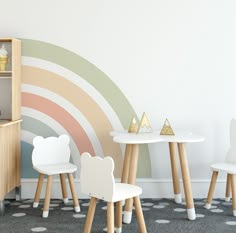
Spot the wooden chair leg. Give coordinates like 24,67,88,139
115,201,122,233
60,174,68,204
84,197,97,233
230,174,236,216
107,202,114,233
33,173,44,208
67,173,80,212
205,171,218,209
124,144,139,224
134,196,147,233
43,175,53,218
226,173,231,202
169,142,181,203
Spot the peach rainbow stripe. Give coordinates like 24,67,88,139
22,92,95,156
22,65,123,177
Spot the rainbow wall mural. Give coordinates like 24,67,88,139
20,39,151,178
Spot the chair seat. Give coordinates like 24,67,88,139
112,183,142,203
211,162,236,174
33,163,77,175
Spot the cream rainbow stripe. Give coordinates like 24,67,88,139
21,38,151,178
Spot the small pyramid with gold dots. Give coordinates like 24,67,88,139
160,118,175,135
128,116,138,133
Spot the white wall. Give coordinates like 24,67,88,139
2,0,236,197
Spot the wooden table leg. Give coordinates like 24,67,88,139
169,142,181,203
226,173,231,202
177,143,195,220
123,144,139,224
134,196,147,233
121,144,132,184
230,174,236,216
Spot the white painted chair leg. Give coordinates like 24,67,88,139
115,227,122,233
63,197,69,204
225,197,231,202
174,194,182,204
33,202,39,208
74,205,81,213
42,210,49,218
123,211,132,224
204,203,211,209
187,208,196,220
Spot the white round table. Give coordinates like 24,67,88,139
110,130,205,222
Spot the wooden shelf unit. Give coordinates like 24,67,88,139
0,38,22,215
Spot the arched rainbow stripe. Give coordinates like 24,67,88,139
21,38,151,178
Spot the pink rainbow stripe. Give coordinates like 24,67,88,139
22,92,95,156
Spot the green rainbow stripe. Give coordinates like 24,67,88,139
21,38,151,178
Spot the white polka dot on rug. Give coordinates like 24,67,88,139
173,208,186,212
142,202,154,207
210,209,224,213
31,227,47,232
19,204,31,208
153,205,165,209
82,203,89,207
225,221,236,226
155,219,170,224
12,213,26,217
61,207,73,211
22,199,33,204
73,213,86,218
211,200,220,204
194,202,205,205
49,203,59,207
10,202,21,206
158,202,169,206
103,227,107,232
222,202,232,206
142,207,150,211
196,214,205,218
102,206,107,210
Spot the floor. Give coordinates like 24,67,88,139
0,198,236,232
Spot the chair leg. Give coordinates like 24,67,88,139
115,201,122,233
107,202,114,233
33,173,44,208
84,197,97,233
60,174,68,204
205,171,218,209
43,175,53,218
226,173,231,202
67,173,80,212
134,196,147,233
230,174,236,216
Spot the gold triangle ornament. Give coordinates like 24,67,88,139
137,112,152,133
128,116,138,133
160,118,175,135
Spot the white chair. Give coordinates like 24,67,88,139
205,118,236,216
32,134,80,218
80,152,147,233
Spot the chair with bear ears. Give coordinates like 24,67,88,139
205,118,236,216
32,134,80,218
80,152,147,233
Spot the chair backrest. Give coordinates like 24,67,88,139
32,135,71,166
226,118,236,163
80,152,115,202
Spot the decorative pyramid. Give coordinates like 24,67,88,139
128,116,138,133
160,118,175,135
137,112,152,133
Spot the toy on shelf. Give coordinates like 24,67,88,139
137,112,152,133
160,118,175,135
128,116,138,133
0,44,8,71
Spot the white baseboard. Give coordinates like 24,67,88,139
6,178,228,199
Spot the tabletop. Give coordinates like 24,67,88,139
110,130,205,144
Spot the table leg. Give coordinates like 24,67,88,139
177,143,195,220
123,144,139,224
0,200,4,216
169,142,181,203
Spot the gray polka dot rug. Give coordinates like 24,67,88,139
0,198,236,232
